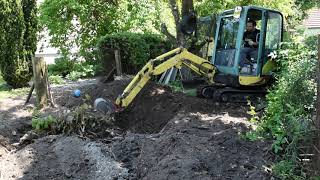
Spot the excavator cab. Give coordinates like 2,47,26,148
211,6,283,87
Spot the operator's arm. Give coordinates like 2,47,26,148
115,48,216,109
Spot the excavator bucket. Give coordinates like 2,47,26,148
93,98,118,115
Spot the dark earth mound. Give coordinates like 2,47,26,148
0,78,272,179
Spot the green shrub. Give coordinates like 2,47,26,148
97,32,173,74
32,115,57,131
49,75,64,84
0,0,37,88
272,160,306,179
256,42,317,178
48,57,74,77
65,62,96,81
304,35,318,50
73,63,96,77
48,56,97,81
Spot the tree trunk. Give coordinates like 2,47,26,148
168,0,195,80
169,0,194,47
182,0,194,16
32,57,49,108
314,34,320,175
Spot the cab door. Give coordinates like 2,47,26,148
261,11,283,75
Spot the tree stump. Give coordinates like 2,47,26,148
32,57,49,108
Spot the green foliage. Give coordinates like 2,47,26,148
168,81,184,92
49,75,64,84
0,0,37,88
304,35,318,50
255,42,317,178
65,62,96,81
0,72,29,98
272,160,306,180
66,67,94,81
22,0,38,69
32,115,57,131
0,74,4,84
39,0,164,62
48,57,75,77
244,131,261,141
48,57,97,81
0,86,29,99
97,32,173,74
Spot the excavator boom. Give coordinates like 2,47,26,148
114,47,216,110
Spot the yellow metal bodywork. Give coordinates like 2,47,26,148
115,48,216,108
239,76,265,86
239,59,276,86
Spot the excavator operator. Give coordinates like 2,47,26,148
239,20,260,68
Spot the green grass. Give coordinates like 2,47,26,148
0,74,29,99
0,74,4,84
184,88,197,97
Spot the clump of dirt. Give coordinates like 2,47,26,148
0,135,129,180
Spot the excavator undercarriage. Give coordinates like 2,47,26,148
197,85,267,103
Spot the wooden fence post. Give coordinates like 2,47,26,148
32,57,49,108
114,50,122,76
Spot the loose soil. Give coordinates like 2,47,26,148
0,78,272,179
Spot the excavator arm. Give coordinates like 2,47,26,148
114,47,216,110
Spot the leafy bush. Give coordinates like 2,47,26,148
0,0,37,88
256,42,317,178
48,56,97,81
97,32,173,74
65,63,96,81
48,57,75,77
49,75,64,84
304,35,318,50
32,115,57,131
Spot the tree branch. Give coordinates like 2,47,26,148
169,0,180,29
161,23,176,42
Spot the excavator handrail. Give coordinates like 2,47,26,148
115,47,216,109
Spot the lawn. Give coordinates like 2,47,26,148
0,74,29,99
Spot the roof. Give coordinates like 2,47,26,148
304,9,320,28
221,6,282,17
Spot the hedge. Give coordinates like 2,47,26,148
97,32,173,74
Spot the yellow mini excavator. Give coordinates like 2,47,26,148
101,6,283,114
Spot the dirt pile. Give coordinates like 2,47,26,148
0,78,272,179
112,113,271,179
0,135,129,180
54,78,249,134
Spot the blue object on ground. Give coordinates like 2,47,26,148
73,89,81,97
